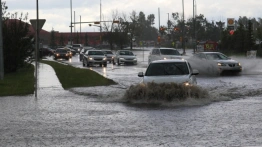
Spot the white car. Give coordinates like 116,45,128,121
138,59,199,86
148,48,182,64
189,52,242,75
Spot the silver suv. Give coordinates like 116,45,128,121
148,48,182,64
72,44,83,53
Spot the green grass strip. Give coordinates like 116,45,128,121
0,64,35,96
40,60,117,89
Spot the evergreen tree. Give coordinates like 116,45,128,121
2,2,34,73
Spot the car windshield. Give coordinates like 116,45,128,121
206,53,229,60
145,62,189,76
160,49,180,55
88,51,104,55
72,44,81,47
119,51,134,55
56,49,67,53
104,51,113,54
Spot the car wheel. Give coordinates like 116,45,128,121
83,59,86,66
117,59,120,66
99,64,102,67
113,60,116,65
104,63,107,67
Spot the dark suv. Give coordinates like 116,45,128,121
53,48,70,60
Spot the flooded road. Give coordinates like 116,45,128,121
1,48,262,146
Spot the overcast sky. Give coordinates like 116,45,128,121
6,0,262,33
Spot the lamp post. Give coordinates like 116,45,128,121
69,0,73,46
0,0,4,80
182,0,185,55
193,0,196,53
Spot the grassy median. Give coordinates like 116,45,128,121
41,60,117,89
0,60,117,96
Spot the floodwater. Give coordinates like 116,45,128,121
1,48,262,147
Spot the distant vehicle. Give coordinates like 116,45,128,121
79,46,95,61
189,52,242,75
102,50,115,63
138,59,199,86
64,48,73,58
148,48,182,64
39,48,54,57
82,50,107,67
53,48,70,60
112,50,137,65
72,44,83,53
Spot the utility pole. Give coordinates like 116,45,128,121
193,0,196,53
70,0,73,46
100,0,102,47
0,0,4,80
182,0,185,55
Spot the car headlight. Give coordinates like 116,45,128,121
133,58,137,61
103,57,107,60
183,82,190,86
164,57,167,60
88,57,93,60
56,54,59,56
217,62,226,66
237,62,241,66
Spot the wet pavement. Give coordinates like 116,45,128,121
1,50,262,146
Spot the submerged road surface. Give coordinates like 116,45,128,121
1,48,262,146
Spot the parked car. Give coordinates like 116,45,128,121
53,48,70,60
112,50,137,65
189,52,242,75
148,48,182,64
82,50,107,67
79,46,95,61
72,44,83,53
138,59,199,86
39,48,54,57
102,50,115,63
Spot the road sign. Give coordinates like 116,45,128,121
30,19,46,31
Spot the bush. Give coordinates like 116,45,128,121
123,82,209,104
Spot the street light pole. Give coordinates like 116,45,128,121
182,0,185,55
0,0,4,80
193,0,196,53
70,0,73,46
100,0,102,48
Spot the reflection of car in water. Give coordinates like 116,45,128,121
189,52,242,75
138,59,199,86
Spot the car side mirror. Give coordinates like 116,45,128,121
138,72,144,77
192,69,199,75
